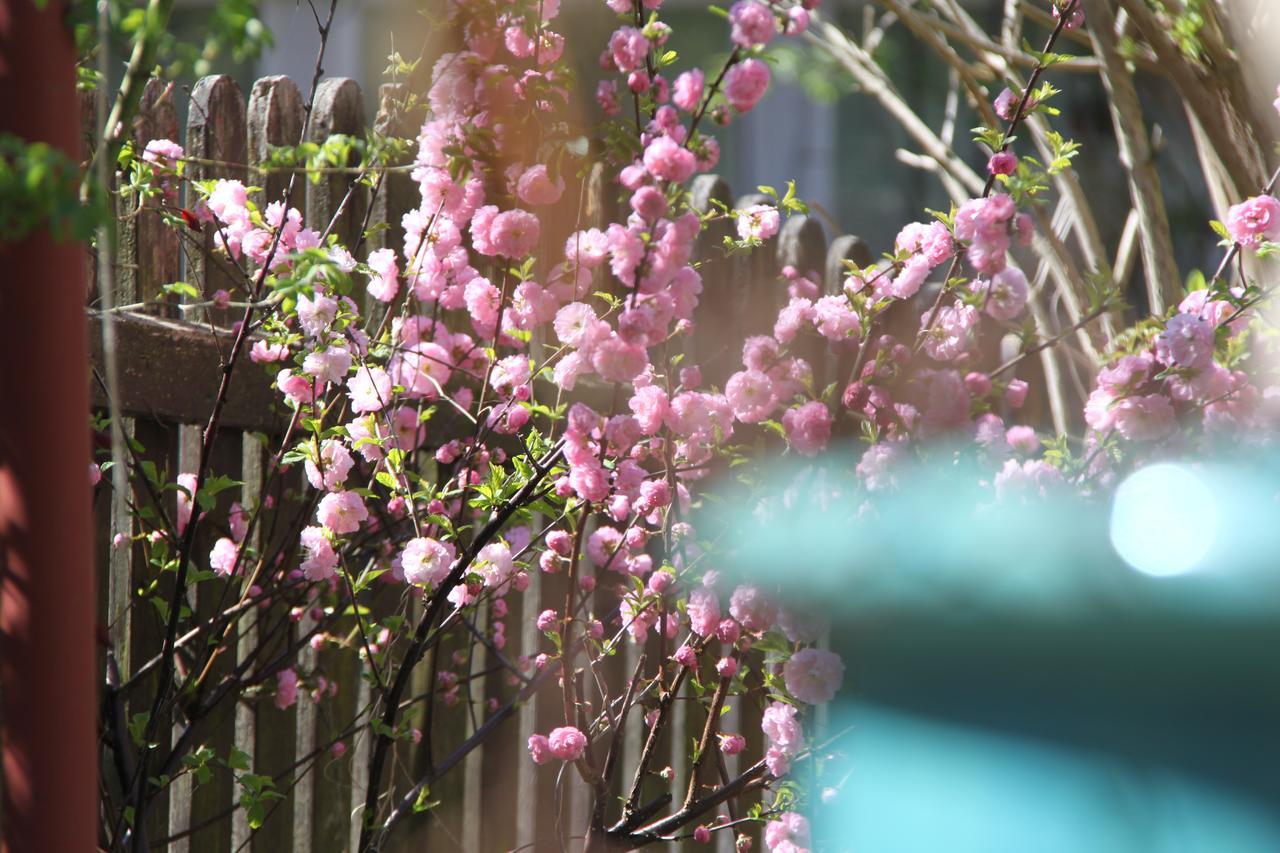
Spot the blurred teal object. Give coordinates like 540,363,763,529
706,447,1280,851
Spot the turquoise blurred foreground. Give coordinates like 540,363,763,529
707,447,1280,852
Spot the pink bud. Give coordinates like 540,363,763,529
1005,378,1029,408
964,372,992,397
988,151,1017,176
716,657,738,678
693,826,711,844
715,618,740,644
673,644,698,667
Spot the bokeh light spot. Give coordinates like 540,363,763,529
1110,463,1218,577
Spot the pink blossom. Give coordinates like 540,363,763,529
515,164,564,207
299,525,338,580
316,490,367,535
730,0,777,47
687,587,721,636
889,255,932,300
1005,378,1029,409
548,726,587,761
175,472,199,535
630,185,668,221
553,302,602,348
629,385,670,434
722,58,770,113
921,303,978,362
988,151,1017,176
773,297,813,344
347,365,392,413
609,27,650,73
209,537,239,576
643,135,697,184
303,345,352,386
765,813,811,852
726,370,778,424
142,138,184,171
673,69,705,111
784,647,845,704
570,461,611,503
785,6,810,34
782,401,832,456
729,584,777,633
716,618,741,644
719,733,746,755
1155,312,1215,370
765,746,790,777
296,291,337,337
981,266,1029,321
488,209,541,258
367,248,399,302
591,335,648,382
895,220,953,266
1225,195,1280,247
994,458,1065,501
401,537,455,588
761,700,803,753
304,438,354,491
993,87,1025,121
228,501,249,542
528,734,553,764
1112,394,1176,441
251,340,289,363
275,668,298,710
1097,354,1153,397
736,204,780,241
1006,425,1039,454
716,656,739,678
812,295,860,340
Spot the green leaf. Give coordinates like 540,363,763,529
129,712,151,747
228,746,251,771
162,281,200,299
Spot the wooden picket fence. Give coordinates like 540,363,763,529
88,71,885,853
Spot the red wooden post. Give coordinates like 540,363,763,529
0,2,97,852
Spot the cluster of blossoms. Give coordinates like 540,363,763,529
138,0,853,839
125,0,1280,846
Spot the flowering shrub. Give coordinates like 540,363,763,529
95,0,1280,849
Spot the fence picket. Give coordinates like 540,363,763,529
186,75,248,319
306,78,366,259
121,77,180,315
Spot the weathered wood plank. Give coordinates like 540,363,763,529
87,311,282,432
120,77,180,315
248,75,306,213
168,427,202,853
186,75,248,311
689,174,735,385
232,435,264,853
307,78,366,255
